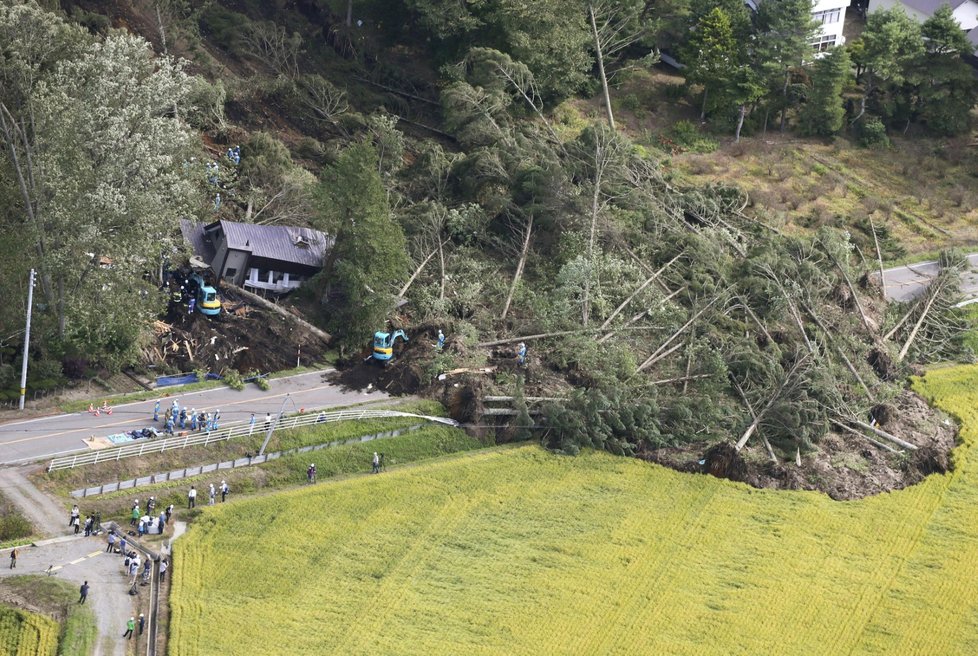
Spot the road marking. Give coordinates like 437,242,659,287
0,368,336,431
88,550,102,557
0,382,362,448
69,557,85,564
49,565,62,572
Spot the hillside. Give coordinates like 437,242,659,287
0,0,975,499
170,364,978,655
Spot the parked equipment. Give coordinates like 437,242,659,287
190,273,221,316
371,330,408,365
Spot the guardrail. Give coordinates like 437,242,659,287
69,424,425,498
47,409,458,472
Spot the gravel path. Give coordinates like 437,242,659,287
0,466,69,537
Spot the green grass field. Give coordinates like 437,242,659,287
170,365,978,655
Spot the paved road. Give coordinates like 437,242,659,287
883,253,978,303
0,369,387,465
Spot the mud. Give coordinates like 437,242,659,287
639,389,957,500
150,292,329,374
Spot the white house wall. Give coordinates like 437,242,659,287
812,0,848,49
953,1,978,30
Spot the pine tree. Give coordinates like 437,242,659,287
798,46,852,136
915,6,978,135
683,7,739,120
316,142,410,352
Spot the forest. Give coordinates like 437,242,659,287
0,0,974,489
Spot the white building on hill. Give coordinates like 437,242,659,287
869,0,978,30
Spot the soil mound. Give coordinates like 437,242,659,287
641,389,957,500
151,302,329,374
332,325,443,396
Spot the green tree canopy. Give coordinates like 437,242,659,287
315,142,409,352
798,46,852,136
0,6,196,368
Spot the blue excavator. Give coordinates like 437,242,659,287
371,330,408,366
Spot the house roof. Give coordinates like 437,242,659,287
209,220,331,269
180,219,216,264
899,0,972,14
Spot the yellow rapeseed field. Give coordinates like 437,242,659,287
0,606,59,656
170,365,978,655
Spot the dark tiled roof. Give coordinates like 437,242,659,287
179,219,216,264
217,220,331,268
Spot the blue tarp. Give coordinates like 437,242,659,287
155,372,223,388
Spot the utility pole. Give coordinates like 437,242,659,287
258,393,297,456
18,269,35,411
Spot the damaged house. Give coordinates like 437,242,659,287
180,219,332,294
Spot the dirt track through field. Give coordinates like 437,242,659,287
0,466,68,536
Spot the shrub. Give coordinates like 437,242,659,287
858,116,890,149
668,120,718,154
221,368,244,391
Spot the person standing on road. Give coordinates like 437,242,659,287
189,409,198,431
69,504,79,527
249,413,256,434
264,412,271,431
165,504,173,522
188,486,197,509
208,483,216,505
106,532,116,553
78,581,89,604
119,537,127,555
372,452,380,474
153,400,160,423
9,548,16,569
123,617,135,640
84,515,93,537
72,515,80,534
130,505,140,527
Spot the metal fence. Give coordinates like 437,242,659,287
48,409,458,472
69,425,424,498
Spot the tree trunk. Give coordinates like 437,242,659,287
589,4,616,131
897,280,941,362
398,244,442,298
438,236,446,301
501,214,533,321
734,104,747,142
637,297,720,372
700,88,709,121
583,137,607,327
869,215,885,296
346,0,353,27
598,253,680,331
779,69,790,133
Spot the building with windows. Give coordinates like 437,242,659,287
810,0,849,52
869,0,978,30
180,219,332,294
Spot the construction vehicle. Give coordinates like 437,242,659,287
190,272,221,316
371,330,408,365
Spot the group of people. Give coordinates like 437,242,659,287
68,505,102,536
154,399,222,435
126,498,174,536
187,480,230,508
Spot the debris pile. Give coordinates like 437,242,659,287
147,305,329,374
